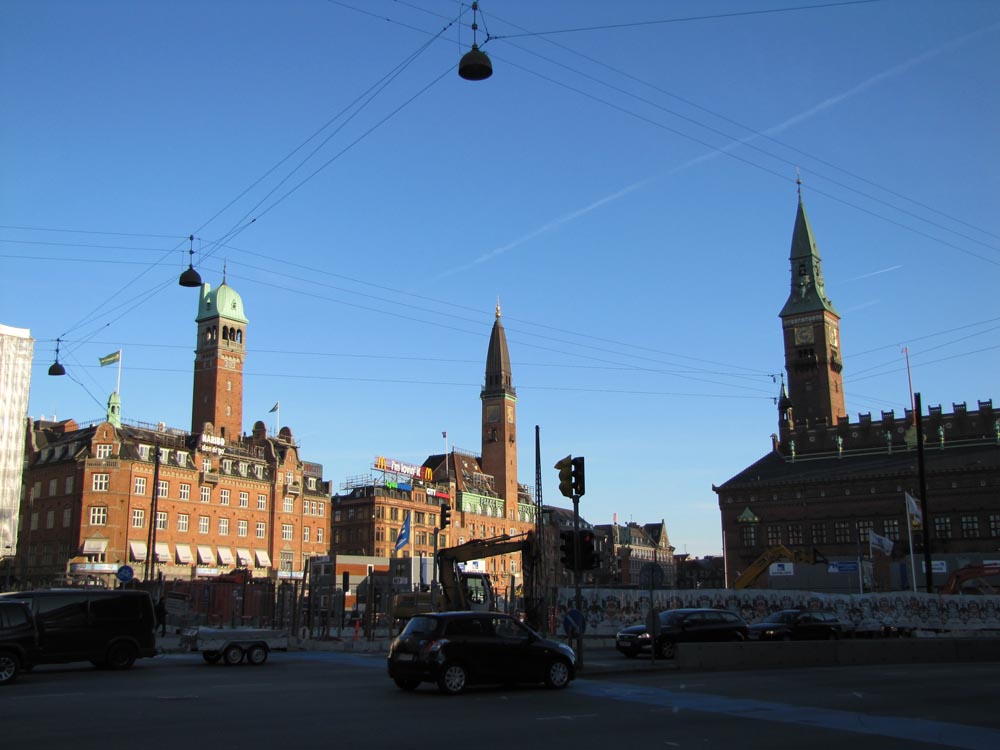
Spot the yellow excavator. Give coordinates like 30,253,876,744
391,532,536,621
733,545,828,589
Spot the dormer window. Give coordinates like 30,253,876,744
222,459,233,474
96,444,113,459
159,447,171,464
138,444,151,461
176,451,188,467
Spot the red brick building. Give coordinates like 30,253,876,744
715,192,1000,592
16,278,331,587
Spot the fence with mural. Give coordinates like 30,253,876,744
553,587,1000,635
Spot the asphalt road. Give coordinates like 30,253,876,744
3,649,999,750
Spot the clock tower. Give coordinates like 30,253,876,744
778,189,845,435
191,277,248,442
481,301,518,511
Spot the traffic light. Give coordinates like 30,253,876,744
440,502,451,529
571,456,585,498
555,455,573,498
559,530,577,570
579,530,600,569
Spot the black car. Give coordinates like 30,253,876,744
0,589,157,670
616,608,749,659
747,609,845,641
387,611,576,695
0,600,40,685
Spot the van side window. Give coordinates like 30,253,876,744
91,595,142,622
36,594,89,628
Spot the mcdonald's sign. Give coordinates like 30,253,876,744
373,456,432,480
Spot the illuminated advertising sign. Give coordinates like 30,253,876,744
374,456,433,480
384,480,413,492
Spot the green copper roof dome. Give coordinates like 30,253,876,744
196,281,249,324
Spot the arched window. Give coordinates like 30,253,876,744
222,326,229,341
236,329,243,344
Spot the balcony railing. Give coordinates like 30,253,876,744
287,482,301,495
200,471,220,484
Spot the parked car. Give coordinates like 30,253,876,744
0,589,157,670
616,608,749,659
0,600,40,685
387,611,576,695
747,609,845,641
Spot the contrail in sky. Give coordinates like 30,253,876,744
848,265,903,281
438,23,997,281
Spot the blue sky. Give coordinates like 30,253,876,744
2,1,998,557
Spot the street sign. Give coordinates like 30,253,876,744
116,565,134,583
563,608,586,637
828,561,859,574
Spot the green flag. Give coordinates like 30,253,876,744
99,350,121,367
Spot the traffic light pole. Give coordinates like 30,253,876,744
572,493,583,671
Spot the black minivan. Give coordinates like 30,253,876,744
0,589,157,671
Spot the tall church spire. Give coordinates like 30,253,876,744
779,189,846,431
481,300,518,509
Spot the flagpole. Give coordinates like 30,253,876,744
116,350,122,394
905,495,918,592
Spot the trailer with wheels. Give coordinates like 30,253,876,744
180,627,290,665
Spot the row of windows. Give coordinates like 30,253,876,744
741,514,1000,547
89,474,325,515
32,477,76,499
86,506,325,543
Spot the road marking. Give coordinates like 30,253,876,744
574,681,1000,750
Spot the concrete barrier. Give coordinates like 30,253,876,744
674,638,1000,671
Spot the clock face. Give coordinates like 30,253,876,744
794,326,814,345
828,326,839,348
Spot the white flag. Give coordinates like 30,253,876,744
869,528,894,556
905,492,923,529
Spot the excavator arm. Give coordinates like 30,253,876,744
436,532,536,610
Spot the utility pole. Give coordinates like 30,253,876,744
145,443,162,581
914,392,933,593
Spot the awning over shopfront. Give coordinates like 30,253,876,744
254,550,272,568
175,544,193,564
154,542,171,563
197,545,215,564
128,540,147,562
217,547,235,565
236,548,252,566
81,538,108,555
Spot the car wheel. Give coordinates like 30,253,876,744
437,662,467,695
106,642,138,670
732,632,746,642
0,652,19,686
202,651,222,664
394,677,420,691
246,645,268,665
223,645,244,665
658,639,676,659
544,659,571,689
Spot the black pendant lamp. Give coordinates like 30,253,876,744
458,2,492,81
48,338,66,377
179,234,202,287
